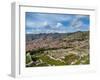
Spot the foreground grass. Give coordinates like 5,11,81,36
26,48,89,67
39,55,65,66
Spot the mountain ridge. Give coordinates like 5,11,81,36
26,31,89,51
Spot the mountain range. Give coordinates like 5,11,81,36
26,31,89,52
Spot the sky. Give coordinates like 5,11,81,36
25,12,89,34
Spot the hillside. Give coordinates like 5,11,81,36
26,31,89,51
26,31,89,67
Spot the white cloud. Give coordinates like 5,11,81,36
71,15,84,30
29,13,73,23
26,21,50,28
41,29,67,33
73,21,83,29
26,31,33,34
56,23,63,28
43,21,48,26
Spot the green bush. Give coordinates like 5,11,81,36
64,54,79,65
26,53,32,64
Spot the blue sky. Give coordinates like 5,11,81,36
25,12,89,34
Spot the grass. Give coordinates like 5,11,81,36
26,48,90,67
39,55,65,66
63,53,79,65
